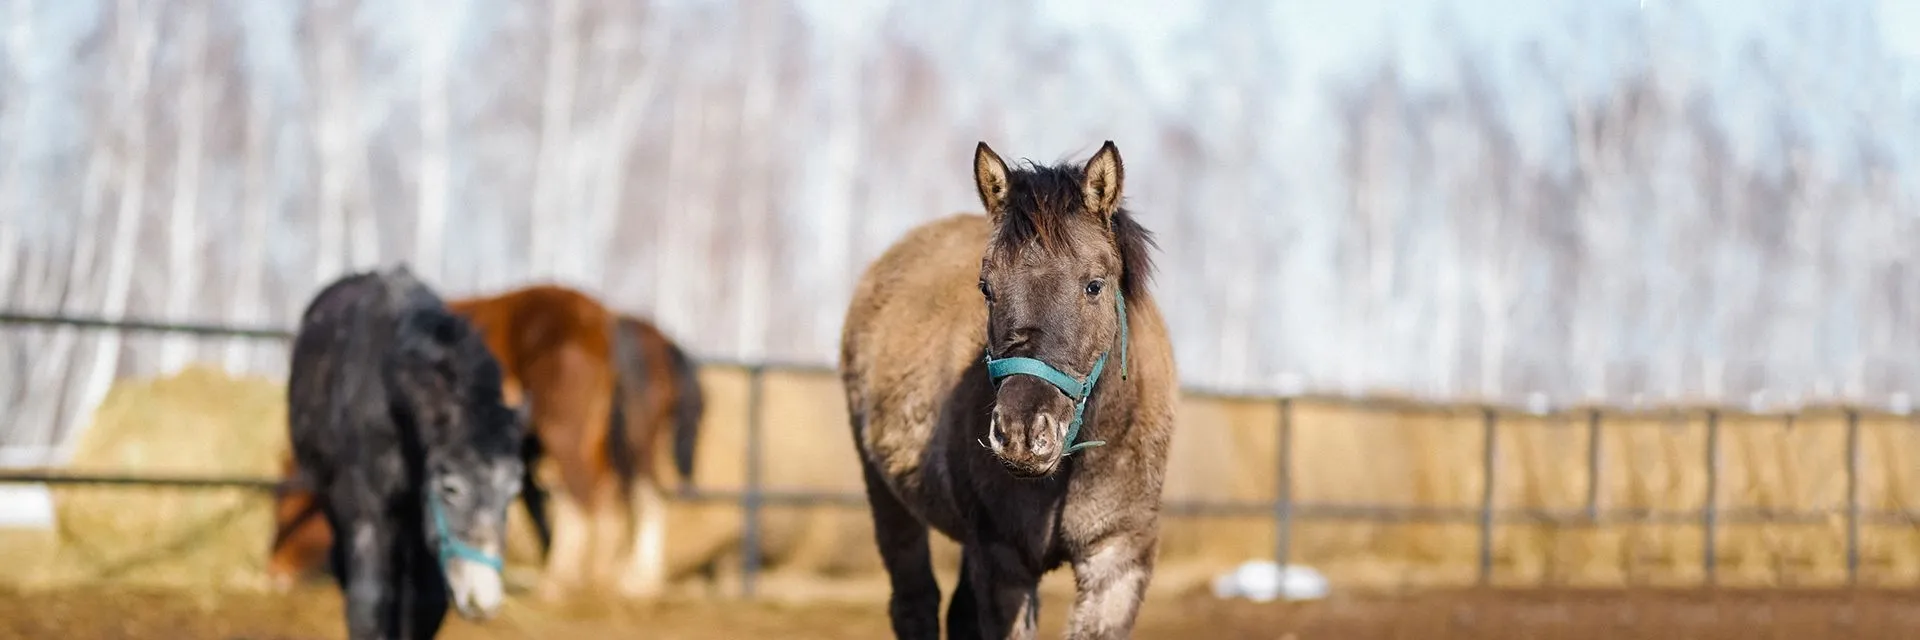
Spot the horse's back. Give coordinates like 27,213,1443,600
449,285,618,422
842,213,992,390
448,284,618,379
287,267,442,486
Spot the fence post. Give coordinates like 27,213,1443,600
1702,409,1720,587
1274,397,1293,568
1478,406,1497,586
1845,408,1861,586
740,365,766,598
1585,409,1602,523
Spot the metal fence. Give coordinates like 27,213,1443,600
0,310,1912,595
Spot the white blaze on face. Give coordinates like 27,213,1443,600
444,555,505,620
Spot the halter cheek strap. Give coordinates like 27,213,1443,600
983,289,1128,455
430,496,505,572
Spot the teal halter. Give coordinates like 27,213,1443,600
430,497,505,572
983,288,1128,455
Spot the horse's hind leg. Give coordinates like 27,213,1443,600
530,417,606,601
615,475,669,599
858,458,939,640
533,456,594,602
519,434,554,558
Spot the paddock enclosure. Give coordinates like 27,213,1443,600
6,0,1920,638
6,341,1920,637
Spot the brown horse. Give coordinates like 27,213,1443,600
839,141,1179,639
267,284,707,601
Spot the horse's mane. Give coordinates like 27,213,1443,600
989,159,1159,301
385,274,520,459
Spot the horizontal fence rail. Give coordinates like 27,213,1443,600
2,310,1915,595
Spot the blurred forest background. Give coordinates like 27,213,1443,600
2,0,1919,457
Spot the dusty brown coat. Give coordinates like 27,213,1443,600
840,141,1178,639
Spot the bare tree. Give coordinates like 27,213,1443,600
310,0,352,285
411,0,459,281
529,0,580,279
0,0,33,312
158,0,213,373
223,41,275,374
66,0,160,451
730,6,781,361
338,2,379,272
18,63,115,454
0,0,36,450
587,6,665,295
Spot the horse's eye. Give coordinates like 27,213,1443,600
978,280,993,302
1084,279,1104,296
440,479,464,498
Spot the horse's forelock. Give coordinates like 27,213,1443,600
988,162,1158,300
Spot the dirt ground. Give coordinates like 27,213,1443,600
2,585,1917,640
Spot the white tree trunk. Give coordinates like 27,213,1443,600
412,0,457,282
311,1,349,286
654,57,702,330
0,0,32,309
67,0,157,453
529,0,579,279
732,9,776,361
23,106,114,451
223,71,275,374
158,0,211,373
589,13,663,302
335,2,377,272
0,0,35,450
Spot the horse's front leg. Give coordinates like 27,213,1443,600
1064,536,1156,640
399,534,451,640
958,544,1043,640
341,519,399,640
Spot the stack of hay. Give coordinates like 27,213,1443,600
50,365,289,590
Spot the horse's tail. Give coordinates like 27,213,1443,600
658,328,705,483
605,317,643,495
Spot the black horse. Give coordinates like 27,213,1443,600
287,265,526,640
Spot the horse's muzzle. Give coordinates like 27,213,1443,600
445,557,506,620
987,378,1072,478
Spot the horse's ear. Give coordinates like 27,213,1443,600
974,141,1010,223
1081,140,1124,222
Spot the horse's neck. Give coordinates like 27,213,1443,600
1088,376,1142,438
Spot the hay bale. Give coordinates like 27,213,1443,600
49,364,288,589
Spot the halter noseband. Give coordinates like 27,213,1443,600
430,494,505,572
983,288,1129,455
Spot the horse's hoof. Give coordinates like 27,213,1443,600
531,581,572,604
267,573,295,594
615,577,665,601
